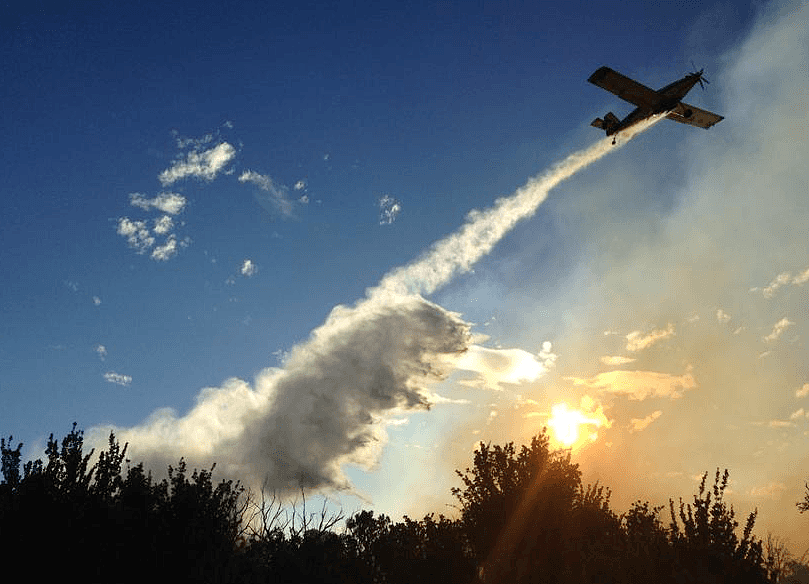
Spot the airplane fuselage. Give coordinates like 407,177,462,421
588,66,723,141
603,72,703,136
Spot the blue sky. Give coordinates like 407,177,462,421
3,0,809,552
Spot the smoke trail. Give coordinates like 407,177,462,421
377,114,666,297
90,116,664,494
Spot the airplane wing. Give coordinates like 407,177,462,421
666,102,724,129
588,66,659,108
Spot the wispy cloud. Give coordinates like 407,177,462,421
752,267,809,298
796,383,809,398
159,142,236,186
747,481,786,500
379,195,402,225
600,355,636,366
129,192,187,215
628,410,662,433
92,296,102,306
116,218,155,254
94,344,107,360
763,317,793,343
567,367,696,400
238,170,295,218
625,324,675,352
104,372,132,386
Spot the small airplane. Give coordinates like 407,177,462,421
588,65,724,143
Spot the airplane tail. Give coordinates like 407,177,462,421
590,112,620,134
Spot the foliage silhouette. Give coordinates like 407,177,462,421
0,424,794,583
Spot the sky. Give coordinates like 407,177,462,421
2,0,808,555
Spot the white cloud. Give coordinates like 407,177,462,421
240,259,257,277
763,317,793,342
454,343,555,390
92,296,102,306
238,170,295,218
117,217,155,253
95,344,107,360
129,192,187,215
294,179,307,191
151,235,179,261
625,324,675,352
153,215,174,235
104,372,132,386
629,410,662,433
379,195,402,225
159,142,236,186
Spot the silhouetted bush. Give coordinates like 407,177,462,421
0,424,784,583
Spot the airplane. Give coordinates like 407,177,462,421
588,66,724,143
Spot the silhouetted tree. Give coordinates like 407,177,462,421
0,425,247,583
452,430,617,583
668,468,767,583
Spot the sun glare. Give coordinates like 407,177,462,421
547,401,608,449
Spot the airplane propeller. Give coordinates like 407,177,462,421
690,61,711,90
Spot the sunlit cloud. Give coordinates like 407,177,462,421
159,142,236,186
103,372,132,386
763,317,793,343
748,482,786,500
793,267,809,285
94,344,107,361
544,396,610,449
599,355,636,366
716,309,731,323
628,410,662,433
762,271,792,298
625,323,675,352
566,367,696,400
789,408,808,420
796,383,809,398
453,342,556,390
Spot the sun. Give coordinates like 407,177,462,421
546,400,609,449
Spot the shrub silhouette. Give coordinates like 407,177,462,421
0,424,784,583
0,424,245,582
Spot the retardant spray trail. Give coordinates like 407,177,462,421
376,113,667,298
89,115,666,494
